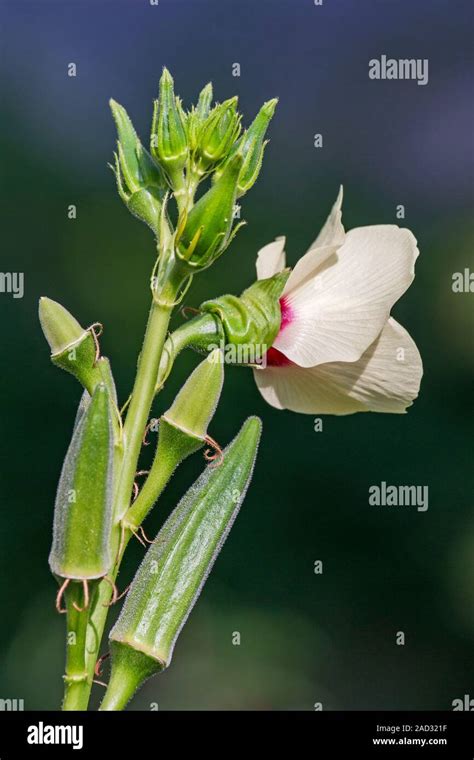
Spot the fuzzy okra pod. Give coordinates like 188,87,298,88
49,384,115,610
100,416,262,710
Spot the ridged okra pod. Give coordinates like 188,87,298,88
49,384,115,600
101,416,262,710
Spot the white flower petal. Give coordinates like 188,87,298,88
276,225,419,367
254,318,423,415
281,244,339,296
255,237,286,280
281,187,345,295
309,185,345,250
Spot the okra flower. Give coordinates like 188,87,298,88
253,188,423,414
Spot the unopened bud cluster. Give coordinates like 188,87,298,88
110,68,277,273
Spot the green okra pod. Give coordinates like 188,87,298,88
49,384,115,586
101,416,262,710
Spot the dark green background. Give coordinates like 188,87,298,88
0,0,473,710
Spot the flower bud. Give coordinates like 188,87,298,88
110,99,166,235
196,82,213,120
102,417,261,710
186,83,213,152
176,152,244,271
151,68,188,178
214,98,278,198
194,97,241,172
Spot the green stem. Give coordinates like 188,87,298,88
124,448,176,529
62,581,96,711
174,170,199,215
99,642,163,711
65,263,184,710
99,644,161,711
115,300,173,522
156,312,223,391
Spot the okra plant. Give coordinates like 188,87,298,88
40,68,422,711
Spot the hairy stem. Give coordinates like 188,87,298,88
124,447,176,530
99,645,160,712
64,262,184,710
62,581,96,711
115,299,174,522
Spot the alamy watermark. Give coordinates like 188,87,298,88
369,55,429,86
27,721,83,750
0,697,24,710
0,272,24,299
452,694,474,710
452,268,473,293
369,481,429,512
207,340,268,367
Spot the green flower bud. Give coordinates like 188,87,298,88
194,97,241,172
102,417,261,710
176,152,244,271
110,99,166,235
196,82,213,120
125,350,224,531
49,384,114,582
185,83,214,153
185,107,200,154
200,268,290,353
151,68,188,178
215,98,278,198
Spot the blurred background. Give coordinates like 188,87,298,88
0,0,473,710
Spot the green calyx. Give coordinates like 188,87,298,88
154,269,289,380
110,99,166,235
200,268,290,357
151,68,188,178
176,152,244,271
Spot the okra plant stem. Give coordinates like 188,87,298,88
115,297,176,522
62,265,184,710
62,582,95,711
